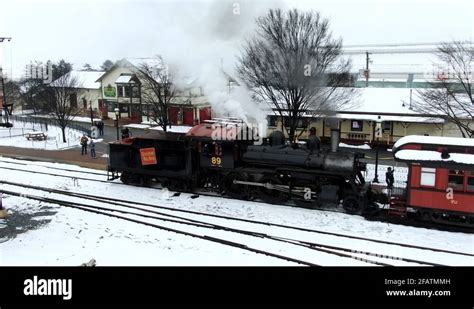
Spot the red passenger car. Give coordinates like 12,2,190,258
392,135,474,226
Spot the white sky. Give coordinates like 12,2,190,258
0,0,473,79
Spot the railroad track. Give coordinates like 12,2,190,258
1,158,473,234
2,180,472,266
0,158,107,176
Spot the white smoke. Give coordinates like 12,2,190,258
155,0,285,135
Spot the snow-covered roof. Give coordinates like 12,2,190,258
150,125,193,133
394,149,474,165
115,75,134,84
332,113,444,124
266,88,447,120
125,57,159,69
345,88,418,115
51,71,105,89
394,135,474,149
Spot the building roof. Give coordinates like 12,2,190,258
332,113,444,124
337,87,471,121
266,87,451,122
115,75,134,83
51,71,105,89
345,87,417,115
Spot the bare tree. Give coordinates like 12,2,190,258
411,41,474,137
2,77,21,112
237,8,355,142
45,73,82,142
19,76,47,114
52,59,73,81
82,63,94,71
137,56,177,132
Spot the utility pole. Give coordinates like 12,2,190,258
365,51,371,87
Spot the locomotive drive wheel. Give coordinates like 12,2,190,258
342,195,363,214
258,176,289,204
223,172,249,200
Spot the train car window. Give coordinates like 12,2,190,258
448,170,465,191
467,171,474,192
420,167,436,187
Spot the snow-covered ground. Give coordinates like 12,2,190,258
15,114,102,124
339,142,372,150
0,157,472,266
0,119,84,150
365,163,408,188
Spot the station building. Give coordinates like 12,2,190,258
267,87,474,145
95,58,214,125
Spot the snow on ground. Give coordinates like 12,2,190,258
0,157,472,266
71,116,102,124
0,119,84,150
21,114,102,124
339,142,372,150
0,200,293,266
124,124,151,129
365,163,408,188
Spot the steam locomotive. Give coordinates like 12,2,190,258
108,119,377,214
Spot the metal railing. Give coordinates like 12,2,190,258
8,114,91,136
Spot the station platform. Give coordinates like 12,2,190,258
0,145,107,171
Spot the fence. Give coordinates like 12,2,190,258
0,115,86,150
8,114,91,136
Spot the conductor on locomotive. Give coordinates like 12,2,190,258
121,127,131,139
306,127,321,153
386,167,395,189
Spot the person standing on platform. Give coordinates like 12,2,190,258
386,167,395,189
80,134,89,155
90,139,96,158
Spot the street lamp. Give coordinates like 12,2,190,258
373,116,382,183
90,101,94,125
114,107,120,140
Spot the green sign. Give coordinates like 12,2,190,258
104,84,116,97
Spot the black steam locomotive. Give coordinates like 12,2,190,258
107,120,376,214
